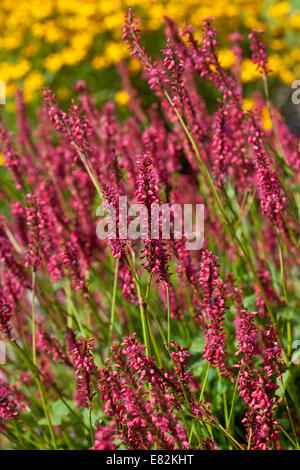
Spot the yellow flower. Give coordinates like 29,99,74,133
12,59,31,80
70,32,93,50
218,49,235,69
24,71,44,102
244,14,264,30
242,98,254,111
268,54,282,76
61,47,86,66
290,14,300,30
92,56,109,70
262,106,272,131
288,49,300,63
2,34,23,50
99,1,120,15
4,99,16,114
103,12,125,30
268,2,290,19
5,82,18,98
31,1,53,19
43,22,64,44
279,68,296,85
241,59,261,82
105,42,127,64
128,58,141,73
115,90,129,106
269,39,285,51
0,152,4,165
0,60,30,83
32,23,46,38
44,54,64,72
0,0,298,102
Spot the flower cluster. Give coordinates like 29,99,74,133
0,295,12,340
0,381,19,423
98,334,215,449
69,336,98,407
61,242,89,297
136,154,171,285
248,116,287,225
196,250,232,377
249,30,270,75
91,425,119,450
235,311,282,450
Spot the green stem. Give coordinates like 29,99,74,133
278,236,292,358
217,424,244,451
165,282,171,348
126,254,151,356
200,364,211,402
218,368,229,430
0,430,28,450
31,270,37,366
35,377,57,450
109,257,119,339
247,427,252,450
75,146,102,198
189,364,211,444
280,377,300,450
89,406,95,447
64,280,93,338
279,425,298,449
227,371,240,432
10,341,90,435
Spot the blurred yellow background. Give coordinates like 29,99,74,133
0,0,299,108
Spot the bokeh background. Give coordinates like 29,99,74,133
0,0,299,129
